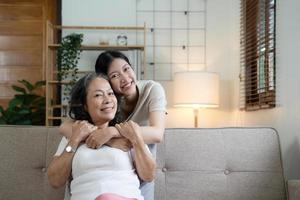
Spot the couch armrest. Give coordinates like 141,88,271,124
287,180,300,200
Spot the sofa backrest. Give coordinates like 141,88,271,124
0,126,64,200
0,126,286,200
155,128,286,200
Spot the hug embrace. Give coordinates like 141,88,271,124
47,51,167,200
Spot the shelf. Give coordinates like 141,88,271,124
53,70,93,74
53,25,145,30
45,21,146,126
49,105,69,109
48,44,144,51
47,116,67,120
48,80,72,84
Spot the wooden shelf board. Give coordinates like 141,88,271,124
48,44,144,50
53,25,145,30
48,80,72,84
49,105,69,109
47,116,67,120
53,70,93,74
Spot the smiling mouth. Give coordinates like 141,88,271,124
100,107,115,112
121,81,134,89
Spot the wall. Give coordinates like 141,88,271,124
61,0,138,104
232,0,300,179
62,0,136,26
62,0,236,128
159,0,239,128
62,0,300,179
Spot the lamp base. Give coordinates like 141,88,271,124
193,108,199,128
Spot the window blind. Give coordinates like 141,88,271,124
240,0,276,111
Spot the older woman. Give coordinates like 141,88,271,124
47,73,156,200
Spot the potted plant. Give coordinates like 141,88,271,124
0,80,46,125
57,33,83,101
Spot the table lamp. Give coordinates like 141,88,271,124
173,71,219,127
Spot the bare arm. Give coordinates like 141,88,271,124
47,121,93,188
59,119,122,149
136,82,167,145
59,110,166,148
138,111,166,144
59,120,120,138
84,111,166,149
106,137,132,152
47,146,76,188
116,121,156,182
85,127,121,149
59,119,74,138
131,136,156,182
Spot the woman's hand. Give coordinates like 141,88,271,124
106,137,132,152
115,121,143,145
48,121,97,188
85,127,118,149
70,121,97,145
116,121,156,182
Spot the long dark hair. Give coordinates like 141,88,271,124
68,72,123,125
95,51,132,75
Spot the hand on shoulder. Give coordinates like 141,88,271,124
115,121,143,145
70,120,97,145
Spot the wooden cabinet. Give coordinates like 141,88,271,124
0,0,58,109
45,21,146,126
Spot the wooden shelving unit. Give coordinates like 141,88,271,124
48,44,145,50
45,21,146,126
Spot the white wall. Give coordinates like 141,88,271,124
62,0,237,128
232,0,300,179
62,0,300,179
62,0,136,26
163,0,238,128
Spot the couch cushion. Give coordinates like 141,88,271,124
155,128,286,200
0,126,286,200
0,126,64,200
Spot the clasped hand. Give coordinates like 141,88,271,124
71,120,132,151
70,121,97,145
115,121,142,145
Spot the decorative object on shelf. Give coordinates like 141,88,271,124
57,33,83,100
0,80,46,125
61,104,68,117
117,35,128,46
173,71,219,127
99,35,110,45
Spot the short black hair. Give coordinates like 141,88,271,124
95,51,131,75
68,72,123,125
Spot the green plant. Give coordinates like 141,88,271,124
57,33,83,100
0,80,46,125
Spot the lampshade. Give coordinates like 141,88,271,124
173,71,219,108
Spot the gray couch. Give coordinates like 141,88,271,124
0,126,299,200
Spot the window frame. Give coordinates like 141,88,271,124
240,0,276,111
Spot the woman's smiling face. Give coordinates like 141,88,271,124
107,58,137,96
85,77,117,126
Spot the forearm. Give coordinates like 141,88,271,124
139,126,164,144
59,120,74,138
106,137,132,152
47,141,78,188
138,110,166,144
106,126,121,138
132,138,156,182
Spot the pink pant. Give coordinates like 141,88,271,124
95,193,137,200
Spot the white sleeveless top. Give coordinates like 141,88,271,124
55,137,144,200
